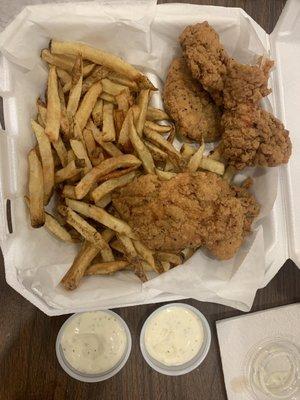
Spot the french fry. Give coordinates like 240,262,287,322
73,119,84,142
82,65,110,94
56,203,68,217
155,251,182,266
164,159,175,172
31,120,54,205
118,107,132,151
75,154,140,199
102,78,130,97
51,40,155,89
57,80,70,140
155,169,176,180
200,157,225,175
116,91,130,112
66,199,137,239
128,111,155,174
187,143,205,172
70,139,92,173
67,149,75,163
117,234,147,282
146,107,169,121
91,171,136,202
82,127,101,167
167,123,176,144
67,55,83,117
95,193,112,208
57,68,72,87
144,120,172,134
85,260,129,275
136,89,149,136
55,160,81,184
66,208,114,261
41,49,74,72
102,102,116,142
181,143,196,160
144,140,168,162
36,98,47,127
101,228,115,243
108,72,139,90
52,136,68,167
110,239,125,254
61,241,100,290
161,261,171,272
100,92,117,104
88,119,123,157
45,66,61,142
144,128,181,162
83,63,95,77
97,166,139,183
114,109,125,136
92,99,103,126
133,240,156,271
223,165,236,183
74,81,102,130
62,185,77,199
45,212,75,243
181,247,196,261
28,149,45,228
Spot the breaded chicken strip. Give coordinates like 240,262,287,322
222,105,292,170
163,58,221,142
112,172,260,260
180,22,273,108
179,22,229,105
223,58,274,109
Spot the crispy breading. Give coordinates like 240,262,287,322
112,172,260,260
222,104,292,170
223,58,274,109
179,22,229,105
163,58,222,142
180,22,273,108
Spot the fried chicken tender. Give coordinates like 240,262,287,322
223,58,274,109
163,58,222,143
112,172,260,260
179,22,273,108
222,105,292,170
179,22,229,105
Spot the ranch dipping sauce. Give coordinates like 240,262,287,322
60,311,127,374
144,305,204,366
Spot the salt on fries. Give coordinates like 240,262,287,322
26,39,228,290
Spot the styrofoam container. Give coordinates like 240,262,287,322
0,0,299,315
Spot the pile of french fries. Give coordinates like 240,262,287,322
27,40,230,291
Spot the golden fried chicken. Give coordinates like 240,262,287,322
163,58,222,142
222,104,292,170
180,22,273,108
223,58,274,109
112,172,260,260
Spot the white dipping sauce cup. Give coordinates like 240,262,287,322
140,303,211,376
56,310,132,382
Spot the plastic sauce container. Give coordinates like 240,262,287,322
56,310,132,382
140,303,211,376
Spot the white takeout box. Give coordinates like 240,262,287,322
0,0,299,316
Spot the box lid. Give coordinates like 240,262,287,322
270,0,300,266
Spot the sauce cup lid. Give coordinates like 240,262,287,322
140,303,211,376
56,310,132,382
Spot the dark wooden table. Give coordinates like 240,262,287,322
1,1,299,399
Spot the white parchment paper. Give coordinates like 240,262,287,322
0,1,279,314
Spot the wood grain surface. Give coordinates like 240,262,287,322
1,1,299,400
